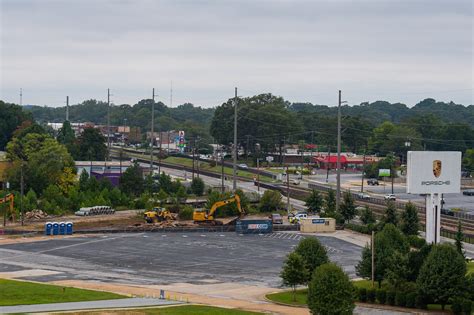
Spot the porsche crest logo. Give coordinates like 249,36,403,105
432,160,442,178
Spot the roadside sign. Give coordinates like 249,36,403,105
378,169,391,177
266,156,274,162
312,219,325,224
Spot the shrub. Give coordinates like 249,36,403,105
405,292,416,308
386,291,396,306
190,177,205,196
358,288,367,302
451,297,463,315
462,299,472,315
178,205,194,220
367,288,376,303
407,235,426,249
415,295,427,309
258,190,282,212
395,292,406,307
308,263,355,315
376,289,386,304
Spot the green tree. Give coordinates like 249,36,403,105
324,189,336,214
308,263,355,315
385,251,410,290
119,162,144,197
280,252,308,301
79,169,89,192
76,127,107,160
417,244,467,310
462,148,474,174
360,206,376,225
294,237,329,283
356,224,409,287
57,120,76,155
400,202,419,236
0,101,33,150
382,202,398,227
191,177,205,196
258,190,282,212
305,190,324,214
24,189,38,211
407,243,432,282
454,221,465,259
339,192,356,223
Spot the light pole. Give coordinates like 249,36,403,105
404,140,411,166
255,143,261,194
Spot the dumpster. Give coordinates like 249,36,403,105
45,222,53,235
235,219,273,234
52,222,59,235
59,222,66,235
66,222,73,235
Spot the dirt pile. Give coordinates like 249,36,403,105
25,209,48,220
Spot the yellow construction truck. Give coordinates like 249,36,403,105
144,207,175,223
193,194,245,225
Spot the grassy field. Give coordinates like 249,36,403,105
468,261,474,275
266,289,307,306
58,305,262,314
0,279,125,306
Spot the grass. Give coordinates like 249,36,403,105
266,288,307,306
468,261,474,275
57,305,263,314
0,279,125,306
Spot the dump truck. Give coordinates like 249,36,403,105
193,194,245,225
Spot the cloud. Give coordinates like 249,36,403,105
0,0,472,107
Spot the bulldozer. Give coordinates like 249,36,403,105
193,194,245,225
0,193,15,223
144,207,175,223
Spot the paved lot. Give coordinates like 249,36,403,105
0,232,362,288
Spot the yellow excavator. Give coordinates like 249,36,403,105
193,194,245,225
0,193,15,223
144,207,175,223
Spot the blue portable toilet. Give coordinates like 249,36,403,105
66,222,73,235
52,222,59,235
59,222,66,235
45,222,53,235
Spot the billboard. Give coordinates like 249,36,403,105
407,151,461,194
378,169,391,177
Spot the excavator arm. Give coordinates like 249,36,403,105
207,194,245,219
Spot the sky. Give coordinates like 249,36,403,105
0,0,473,108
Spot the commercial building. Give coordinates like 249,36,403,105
75,161,132,186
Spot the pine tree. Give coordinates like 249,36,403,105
401,202,419,236
383,201,398,226
360,206,376,225
340,192,356,223
324,189,336,214
454,221,465,259
305,190,324,214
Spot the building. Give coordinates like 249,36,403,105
75,161,132,186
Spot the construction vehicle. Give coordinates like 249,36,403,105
193,194,245,225
144,207,175,223
0,193,15,222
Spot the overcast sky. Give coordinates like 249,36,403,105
0,0,472,108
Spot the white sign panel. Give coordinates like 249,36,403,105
407,151,461,194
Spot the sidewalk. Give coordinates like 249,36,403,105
0,298,181,314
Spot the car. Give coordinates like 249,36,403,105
441,208,455,216
463,190,474,196
270,213,283,224
289,213,308,224
238,163,248,169
292,179,301,185
356,193,371,199
384,194,396,201
367,179,379,186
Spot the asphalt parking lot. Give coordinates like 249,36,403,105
0,232,362,288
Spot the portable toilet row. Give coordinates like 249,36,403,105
45,222,73,235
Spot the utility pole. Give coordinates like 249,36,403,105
158,131,162,175
107,88,111,161
20,162,24,226
221,146,225,193
150,88,157,173
196,136,200,178
336,90,342,212
257,158,260,193
371,230,375,288
192,138,195,179
20,88,22,106
326,146,331,183
66,96,69,121
361,150,366,193
233,87,238,191
286,165,291,215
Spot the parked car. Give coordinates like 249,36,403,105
384,194,396,201
238,163,248,169
288,213,308,224
463,189,474,196
367,179,379,186
356,193,371,200
270,213,283,224
441,208,455,216
292,179,301,185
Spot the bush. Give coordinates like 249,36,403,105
367,288,376,303
451,297,463,315
395,292,406,307
462,299,472,315
258,190,283,212
190,177,205,196
345,223,371,235
178,205,194,220
358,288,367,302
308,263,355,315
405,292,416,308
386,291,396,306
407,235,426,249
415,295,427,309
376,289,386,304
